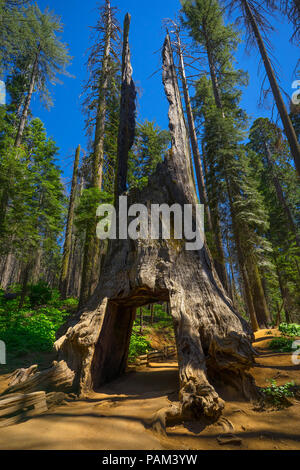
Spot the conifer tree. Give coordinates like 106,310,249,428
182,0,271,328
14,4,71,147
222,0,300,175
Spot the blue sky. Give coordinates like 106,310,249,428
31,0,299,184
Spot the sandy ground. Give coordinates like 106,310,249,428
0,329,299,450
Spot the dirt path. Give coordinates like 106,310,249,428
0,330,299,450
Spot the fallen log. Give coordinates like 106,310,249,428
0,391,47,428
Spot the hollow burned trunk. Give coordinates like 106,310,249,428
2,35,258,430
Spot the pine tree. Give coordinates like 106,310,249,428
182,0,272,328
0,117,66,294
128,120,170,190
223,0,300,175
248,117,300,322
13,4,71,147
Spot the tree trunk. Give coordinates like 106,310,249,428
3,34,258,431
18,260,33,309
175,29,230,295
140,307,143,334
0,252,15,290
176,31,212,231
92,0,112,191
79,1,113,308
60,145,80,300
232,227,259,332
15,46,40,148
203,28,224,116
242,0,300,176
274,258,293,324
246,257,271,328
226,235,238,309
202,143,229,293
115,13,136,200
150,304,154,324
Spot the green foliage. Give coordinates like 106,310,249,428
0,313,56,352
0,114,67,283
74,188,113,230
0,307,69,353
248,118,300,321
28,281,53,307
262,379,295,407
128,120,170,190
268,336,295,352
278,323,300,337
128,326,151,360
2,4,70,104
0,286,74,353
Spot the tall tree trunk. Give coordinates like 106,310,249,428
203,29,224,116
0,252,15,290
15,46,40,148
139,307,143,334
60,145,81,299
274,255,292,324
176,30,230,293
176,30,213,231
18,260,33,309
246,257,271,328
79,1,113,308
231,222,259,332
115,13,136,201
202,143,229,292
150,304,154,324
92,0,112,190
226,234,238,308
32,247,42,284
242,0,300,176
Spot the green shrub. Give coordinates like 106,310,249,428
269,336,295,352
279,323,300,337
128,327,151,360
262,379,295,407
0,305,69,353
28,281,53,307
62,297,78,307
0,314,56,352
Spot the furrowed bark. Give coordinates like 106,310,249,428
92,0,112,190
115,13,136,201
60,145,81,300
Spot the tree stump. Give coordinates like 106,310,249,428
2,35,258,432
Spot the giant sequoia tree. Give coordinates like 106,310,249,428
3,31,257,432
